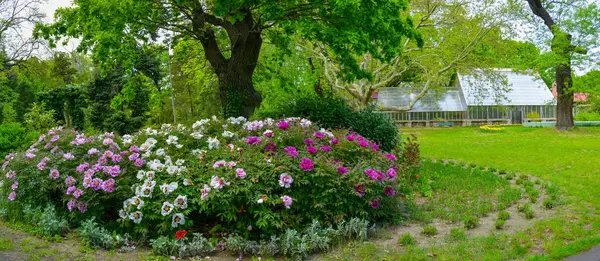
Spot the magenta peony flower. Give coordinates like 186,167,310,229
283,146,298,158
364,169,378,180
386,168,397,179
281,195,293,209
313,132,325,139
384,186,395,196
236,168,247,179
299,158,314,172
279,173,294,188
346,135,355,141
265,142,277,152
358,140,369,147
304,138,314,145
330,139,339,145
319,145,331,152
307,146,317,154
371,143,379,151
246,136,261,145
370,198,380,209
263,130,274,138
354,184,366,197
277,121,290,130
337,166,349,174
385,153,397,161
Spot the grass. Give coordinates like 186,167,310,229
410,162,522,222
406,126,600,259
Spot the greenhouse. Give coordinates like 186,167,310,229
376,70,557,127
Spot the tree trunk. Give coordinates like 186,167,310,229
193,7,263,118
554,64,574,130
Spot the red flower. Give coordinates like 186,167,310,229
416,174,421,179
175,230,188,240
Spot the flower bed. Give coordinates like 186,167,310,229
0,117,418,243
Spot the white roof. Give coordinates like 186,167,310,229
458,70,556,106
377,87,467,112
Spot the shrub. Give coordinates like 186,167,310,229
462,216,479,230
255,94,400,151
0,117,416,240
421,225,438,236
23,103,56,133
0,123,38,158
150,232,215,258
398,233,416,246
574,111,600,122
526,111,541,121
79,218,117,249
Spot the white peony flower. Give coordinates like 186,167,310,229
172,213,185,228
207,137,220,150
222,131,234,138
161,202,174,216
175,159,185,166
129,211,143,223
174,195,188,209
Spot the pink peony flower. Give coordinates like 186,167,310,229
263,130,274,138
281,195,293,209
83,177,92,188
277,121,290,130
299,158,314,172
88,148,100,155
5,170,16,179
107,165,121,177
50,146,60,153
25,153,35,159
279,173,293,188
91,178,103,190
129,145,140,153
65,176,76,186
76,163,89,173
111,154,122,163
37,161,46,171
102,178,115,192
67,200,77,212
11,182,18,191
51,135,60,142
77,201,87,213
8,191,16,201
128,153,139,161
73,189,83,198
236,168,246,179
49,169,60,179
66,186,76,195
134,158,146,167
63,153,74,160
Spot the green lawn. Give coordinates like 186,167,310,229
327,126,600,261
407,126,600,210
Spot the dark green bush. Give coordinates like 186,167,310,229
256,93,400,151
0,123,38,158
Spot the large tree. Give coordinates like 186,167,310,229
35,0,421,117
521,0,600,130
313,0,515,110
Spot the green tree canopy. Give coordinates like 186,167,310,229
35,0,422,117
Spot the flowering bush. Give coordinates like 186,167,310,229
0,116,417,239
